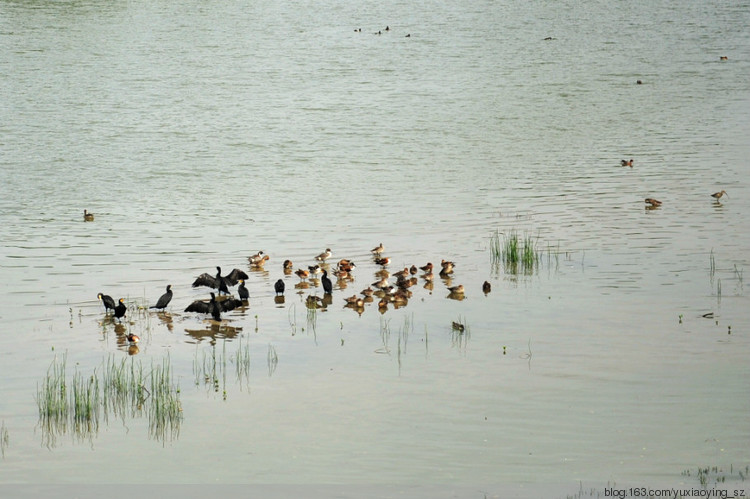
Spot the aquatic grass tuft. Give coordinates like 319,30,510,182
37,353,182,446
491,229,541,275
267,344,278,377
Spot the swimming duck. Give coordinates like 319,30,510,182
374,257,391,266
248,251,265,265
308,264,323,277
440,260,455,275
249,254,269,267
126,333,140,344
283,259,294,270
644,198,662,207
419,262,433,272
372,277,389,290
361,287,374,297
83,209,94,221
621,159,634,167
483,281,492,294
392,267,410,280
447,284,465,295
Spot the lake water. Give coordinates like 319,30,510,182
1,0,749,497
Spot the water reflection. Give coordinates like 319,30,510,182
184,322,243,344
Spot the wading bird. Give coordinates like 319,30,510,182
274,279,285,296
185,292,243,321
150,285,173,310
711,190,728,202
83,210,94,221
114,298,127,321
192,266,248,295
98,293,116,314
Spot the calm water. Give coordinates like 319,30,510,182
1,0,749,496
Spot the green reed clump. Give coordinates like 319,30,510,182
37,353,182,446
494,230,540,274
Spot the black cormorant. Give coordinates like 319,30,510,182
184,292,242,321
98,293,116,313
274,279,285,296
192,266,248,295
150,284,173,310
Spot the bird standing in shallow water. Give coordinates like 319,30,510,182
192,266,248,295
238,280,249,301
83,210,94,221
185,292,242,321
483,281,491,294
274,279,285,296
371,243,385,255
315,248,333,262
150,285,173,310
98,293,116,314
711,190,728,202
321,269,333,294
114,298,127,322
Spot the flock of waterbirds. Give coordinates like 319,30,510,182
94,243,488,344
614,160,729,209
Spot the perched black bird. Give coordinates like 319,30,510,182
150,284,173,310
114,298,127,321
321,269,333,294
192,266,248,295
184,292,243,321
238,280,249,301
274,278,285,296
98,293,116,314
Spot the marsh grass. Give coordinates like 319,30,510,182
490,229,542,275
376,317,391,354
37,353,182,446
267,344,278,377
682,464,748,489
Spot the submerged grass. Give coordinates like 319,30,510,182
37,353,182,446
1,420,8,458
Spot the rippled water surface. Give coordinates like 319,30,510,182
1,0,749,496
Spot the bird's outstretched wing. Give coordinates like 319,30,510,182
224,269,249,286
192,273,219,289
185,299,211,314
218,297,243,313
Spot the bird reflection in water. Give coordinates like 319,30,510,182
185,322,243,344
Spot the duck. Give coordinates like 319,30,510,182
409,265,418,275
126,333,140,344
315,248,333,261
419,262,433,272
184,292,242,321
149,285,173,310
621,159,634,167
98,293,116,314
483,281,492,294
238,280,249,301
644,198,662,207
114,298,127,321
371,243,385,255
248,251,265,265
249,254,270,267
295,269,310,280
372,277,389,290
274,279,285,296
283,259,294,270
337,259,356,272
422,271,434,282
711,190,728,202
361,287,374,297
374,257,391,266
720,56,728,61
447,284,465,295
308,264,323,277
192,266,248,295
344,295,361,305
440,260,455,275
392,267,410,280
333,268,351,280
83,209,94,221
